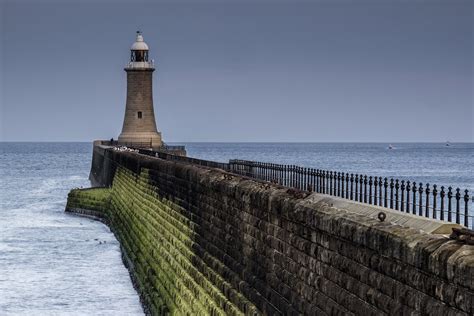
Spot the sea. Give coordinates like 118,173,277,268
1,142,473,315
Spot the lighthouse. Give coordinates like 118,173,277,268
118,31,162,148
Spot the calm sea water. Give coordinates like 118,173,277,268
1,142,473,315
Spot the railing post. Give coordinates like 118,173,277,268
350,174,354,200
384,178,388,208
269,163,273,182
275,163,278,183
321,170,326,194
308,168,312,191
374,176,378,205
315,169,319,193
314,169,318,193
299,166,303,190
440,186,445,220
288,165,292,187
286,165,293,187
378,177,383,206
293,165,297,188
329,171,334,195
337,172,341,197
425,184,430,218
325,170,329,194
299,166,303,189
300,166,303,189
282,164,285,185
345,173,350,199
309,168,314,192
322,169,326,194
276,163,280,183
281,163,284,184
276,164,280,185
266,162,270,181
294,165,298,188
306,168,313,190
359,175,364,202
304,167,308,190
302,167,306,190
464,190,470,228
354,174,359,201
363,175,368,203
412,182,417,214
341,172,345,198
447,187,453,222
288,164,291,186
296,166,300,189
418,183,423,216
456,188,461,224
406,181,411,213
276,164,280,184
293,165,298,189
432,184,438,219
400,180,405,212
368,176,373,204
390,179,394,209
395,180,399,210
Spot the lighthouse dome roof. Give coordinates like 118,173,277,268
131,32,149,51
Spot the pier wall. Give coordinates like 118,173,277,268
66,145,474,315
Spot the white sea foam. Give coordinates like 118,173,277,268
0,143,143,315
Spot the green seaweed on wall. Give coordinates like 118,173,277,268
66,166,259,316
66,187,112,213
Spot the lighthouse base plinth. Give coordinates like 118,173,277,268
118,132,162,149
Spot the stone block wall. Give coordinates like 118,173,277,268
67,146,474,315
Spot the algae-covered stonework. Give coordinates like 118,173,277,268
68,168,257,315
66,145,474,315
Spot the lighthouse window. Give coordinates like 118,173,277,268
137,111,142,119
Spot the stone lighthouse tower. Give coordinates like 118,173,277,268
118,31,162,148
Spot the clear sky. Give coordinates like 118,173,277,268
1,0,472,142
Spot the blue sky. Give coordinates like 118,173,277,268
1,0,472,142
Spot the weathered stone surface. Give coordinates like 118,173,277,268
118,69,162,148
67,146,474,315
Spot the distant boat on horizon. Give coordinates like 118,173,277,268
446,141,451,147
388,144,394,150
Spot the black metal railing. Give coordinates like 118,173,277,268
101,140,153,148
101,140,185,153
228,159,472,229
138,148,229,170
128,147,473,229
161,144,186,152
